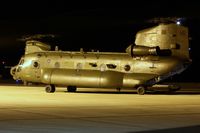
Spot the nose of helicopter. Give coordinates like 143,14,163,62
10,66,17,80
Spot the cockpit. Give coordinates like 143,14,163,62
10,57,25,80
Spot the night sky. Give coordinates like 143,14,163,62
0,1,200,81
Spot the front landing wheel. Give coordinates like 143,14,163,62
137,86,146,95
45,84,56,93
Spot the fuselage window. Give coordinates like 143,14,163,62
55,62,60,68
89,63,97,67
106,64,117,69
33,61,39,68
124,64,131,71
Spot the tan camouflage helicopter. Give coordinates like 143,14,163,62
10,17,192,95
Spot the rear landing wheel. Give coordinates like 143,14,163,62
137,86,146,95
116,88,121,92
45,84,55,93
169,85,181,92
67,86,77,92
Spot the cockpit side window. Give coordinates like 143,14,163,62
19,58,24,65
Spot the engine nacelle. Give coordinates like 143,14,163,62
25,40,51,54
126,44,160,57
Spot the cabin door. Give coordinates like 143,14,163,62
32,60,41,79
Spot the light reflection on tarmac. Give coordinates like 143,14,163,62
0,84,199,133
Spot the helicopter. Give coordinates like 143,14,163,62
10,18,192,95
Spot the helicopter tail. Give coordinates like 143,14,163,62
134,23,190,60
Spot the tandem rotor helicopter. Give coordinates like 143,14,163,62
10,17,192,95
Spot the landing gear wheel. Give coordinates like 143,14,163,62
67,86,77,92
167,85,180,94
137,86,146,95
45,84,55,93
169,85,181,91
116,88,121,92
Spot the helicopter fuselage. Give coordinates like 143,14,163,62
10,23,192,94
11,51,189,88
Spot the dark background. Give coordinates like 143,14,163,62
0,1,200,82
